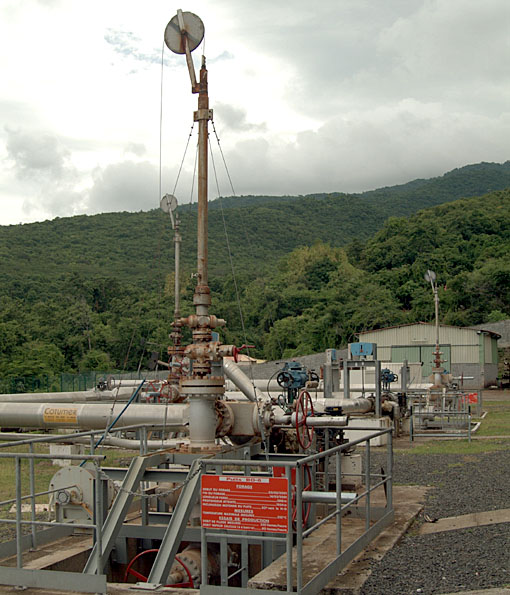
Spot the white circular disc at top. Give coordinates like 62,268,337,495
164,11,205,55
160,194,178,214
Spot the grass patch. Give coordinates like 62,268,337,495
395,439,510,455
476,409,510,436
0,442,137,507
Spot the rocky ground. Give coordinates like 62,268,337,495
360,390,510,594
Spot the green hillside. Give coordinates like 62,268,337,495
0,162,509,378
1,161,510,302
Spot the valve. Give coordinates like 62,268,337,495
232,344,255,363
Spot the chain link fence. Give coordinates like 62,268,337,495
0,370,168,394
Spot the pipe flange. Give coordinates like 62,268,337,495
252,400,274,434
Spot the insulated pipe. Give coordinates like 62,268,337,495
0,389,132,403
381,400,401,419
223,360,264,402
0,402,188,430
316,396,374,415
292,415,349,428
0,432,187,451
302,491,356,504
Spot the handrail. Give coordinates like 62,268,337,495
199,426,394,594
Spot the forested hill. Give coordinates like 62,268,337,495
226,188,510,359
1,161,510,302
0,177,509,377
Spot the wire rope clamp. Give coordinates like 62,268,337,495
194,108,213,121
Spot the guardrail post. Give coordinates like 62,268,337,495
387,430,393,510
15,456,23,570
29,443,37,549
201,462,208,589
286,466,293,594
94,462,103,574
365,440,371,531
296,463,303,593
335,451,342,555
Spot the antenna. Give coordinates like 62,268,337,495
424,270,436,283
160,193,178,229
164,10,204,92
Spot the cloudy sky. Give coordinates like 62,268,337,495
1,0,509,226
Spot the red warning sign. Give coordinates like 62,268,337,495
201,475,289,533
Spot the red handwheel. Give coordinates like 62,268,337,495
295,390,314,449
124,549,194,588
292,463,312,530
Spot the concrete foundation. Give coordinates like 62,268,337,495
49,444,85,467
248,485,428,593
344,416,392,446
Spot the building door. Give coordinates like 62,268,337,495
391,345,451,378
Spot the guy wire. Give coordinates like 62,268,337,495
211,121,285,360
209,138,270,457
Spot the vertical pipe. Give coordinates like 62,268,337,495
296,464,303,593
285,466,293,594
375,360,381,418
29,443,37,549
196,61,209,290
434,287,440,360
335,452,342,555
174,224,181,319
15,456,22,569
365,442,371,531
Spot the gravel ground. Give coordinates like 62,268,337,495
360,447,510,595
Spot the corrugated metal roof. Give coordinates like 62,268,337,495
358,322,500,340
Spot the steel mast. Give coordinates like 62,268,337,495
164,10,235,450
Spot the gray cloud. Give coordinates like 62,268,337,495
221,104,510,196
218,0,510,119
124,142,146,157
214,102,266,132
5,127,72,181
87,160,160,214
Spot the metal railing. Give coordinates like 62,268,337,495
199,427,393,595
0,424,160,593
410,404,472,441
0,449,107,593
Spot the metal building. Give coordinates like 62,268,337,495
358,323,500,389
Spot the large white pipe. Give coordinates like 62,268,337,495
0,402,188,430
223,360,266,402
314,397,374,415
0,432,187,451
0,389,132,404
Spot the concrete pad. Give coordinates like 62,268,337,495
248,485,428,594
420,508,510,535
0,535,92,569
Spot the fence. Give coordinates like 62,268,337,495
199,427,394,594
0,370,169,394
0,446,107,593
